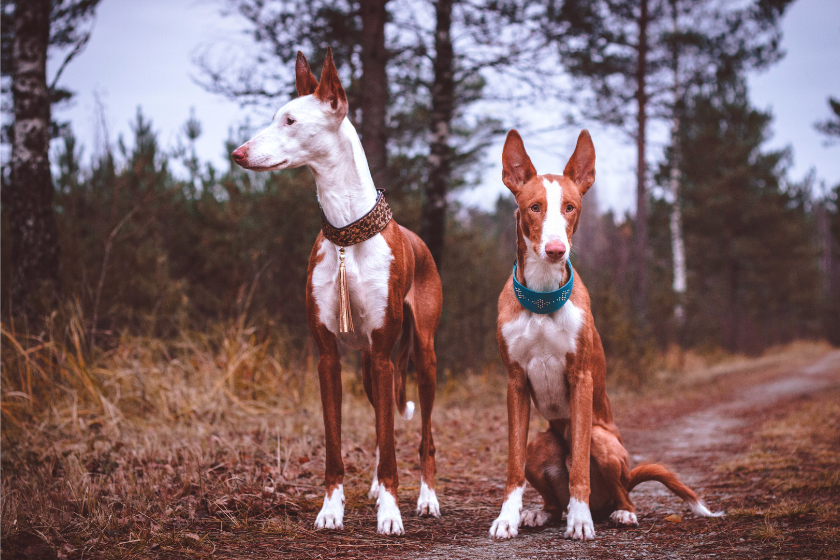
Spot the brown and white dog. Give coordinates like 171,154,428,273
489,129,721,540
231,49,443,536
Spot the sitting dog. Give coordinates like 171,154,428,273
231,48,443,536
489,129,721,540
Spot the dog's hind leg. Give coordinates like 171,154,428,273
411,305,441,518
523,430,569,527
590,426,637,526
402,233,442,519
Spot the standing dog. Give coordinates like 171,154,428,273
232,48,443,536
489,129,721,540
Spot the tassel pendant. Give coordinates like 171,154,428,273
338,247,354,333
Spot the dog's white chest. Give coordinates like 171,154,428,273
311,235,393,349
500,303,585,420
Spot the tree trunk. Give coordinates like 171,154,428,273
668,0,687,334
669,116,687,326
9,0,61,315
634,0,649,322
359,0,390,189
421,0,454,268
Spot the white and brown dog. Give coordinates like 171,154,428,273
489,129,721,540
232,48,443,536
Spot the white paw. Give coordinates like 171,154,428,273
490,516,519,539
402,401,415,421
376,485,405,536
564,497,595,540
489,486,524,539
610,509,638,526
416,480,440,517
314,485,345,530
368,447,380,500
688,500,725,517
520,509,551,527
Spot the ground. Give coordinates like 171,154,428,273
2,343,839,559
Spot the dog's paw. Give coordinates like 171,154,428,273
564,498,595,541
610,509,638,527
520,509,551,527
314,485,345,530
416,480,440,517
489,487,524,539
376,485,405,536
489,515,519,539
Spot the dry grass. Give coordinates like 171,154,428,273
751,517,783,543
1,311,836,559
1,312,524,558
718,385,840,549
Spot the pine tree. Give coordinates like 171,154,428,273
672,78,822,351
538,0,793,321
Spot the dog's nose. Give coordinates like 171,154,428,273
545,240,567,261
231,145,248,163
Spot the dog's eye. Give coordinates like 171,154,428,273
530,204,540,213
565,204,575,213
286,116,296,125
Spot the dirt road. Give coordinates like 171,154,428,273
404,350,840,560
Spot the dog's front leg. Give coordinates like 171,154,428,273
490,366,530,539
313,330,345,530
565,369,595,540
370,336,404,536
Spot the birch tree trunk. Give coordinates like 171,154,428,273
669,115,687,328
9,0,61,315
421,0,454,268
634,0,650,322
669,0,687,332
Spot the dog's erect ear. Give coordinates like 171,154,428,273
502,129,537,195
564,129,596,195
314,47,348,118
295,51,319,96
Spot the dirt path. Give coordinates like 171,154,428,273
401,350,840,560
624,349,840,500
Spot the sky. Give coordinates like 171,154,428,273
54,0,840,215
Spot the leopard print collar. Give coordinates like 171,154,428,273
320,189,393,247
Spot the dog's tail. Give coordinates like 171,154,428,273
627,464,723,517
394,303,414,421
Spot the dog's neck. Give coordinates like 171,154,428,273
516,227,570,293
310,118,378,228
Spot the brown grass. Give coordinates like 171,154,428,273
718,385,840,549
1,311,836,559
1,311,523,558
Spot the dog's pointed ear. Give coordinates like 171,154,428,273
502,129,537,195
564,129,596,195
295,51,319,96
314,47,348,119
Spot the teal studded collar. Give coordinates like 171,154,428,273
512,260,574,314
